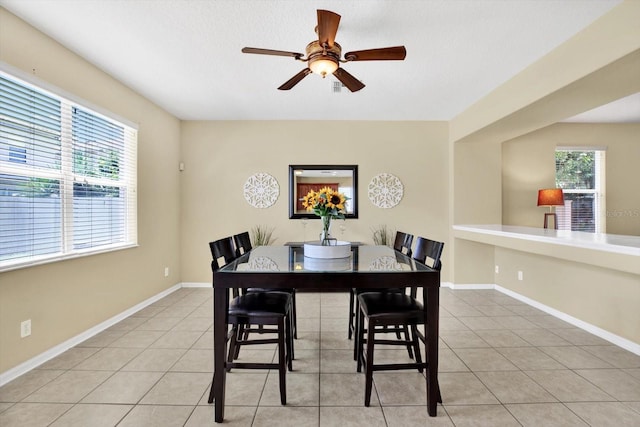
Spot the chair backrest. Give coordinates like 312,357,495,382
393,231,414,256
209,236,236,271
210,236,240,296
412,236,444,271
233,231,252,257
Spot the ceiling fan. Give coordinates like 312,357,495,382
241,9,406,92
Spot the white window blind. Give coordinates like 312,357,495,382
0,71,137,271
555,148,606,233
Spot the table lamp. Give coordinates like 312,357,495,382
537,188,564,229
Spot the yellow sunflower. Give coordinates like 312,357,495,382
301,186,349,217
301,190,317,211
327,192,346,210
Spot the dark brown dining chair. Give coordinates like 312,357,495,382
348,231,413,346
393,231,414,257
211,236,295,362
206,237,293,405
235,231,298,340
233,231,252,257
355,236,444,406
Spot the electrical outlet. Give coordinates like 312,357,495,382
518,271,524,281
495,265,499,274
21,319,31,338
164,267,169,277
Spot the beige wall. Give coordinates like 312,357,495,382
1,0,639,375
503,123,640,235
450,1,640,347
179,121,450,284
450,140,502,284
451,1,640,284
0,9,182,372
495,247,640,343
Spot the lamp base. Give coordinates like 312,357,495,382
543,212,558,229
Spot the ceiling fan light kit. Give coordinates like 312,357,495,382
242,9,406,92
307,41,340,77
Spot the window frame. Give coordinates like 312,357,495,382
555,146,606,233
0,64,138,272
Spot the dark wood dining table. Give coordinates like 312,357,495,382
210,244,441,422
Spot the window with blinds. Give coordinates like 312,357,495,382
555,148,606,233
0,71,137,271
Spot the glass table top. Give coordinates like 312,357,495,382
221,245,434,273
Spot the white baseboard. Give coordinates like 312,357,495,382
443,282,494,290
0,283,182,387
441,282,639,355
181,282,210,288
494,285,640,356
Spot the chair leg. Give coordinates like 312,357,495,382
288,308,295,361
394,325,402,339
207,370,215,403
353,296,362,361
356,310,365,372
364,319,376,407
232,324,245,360
277,317,287,405
286,312,293,371
348,288,355,339
402,324,415,359
291,290,298,339
226,326,239,372
411,325,424,373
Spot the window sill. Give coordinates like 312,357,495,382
0,243,139,273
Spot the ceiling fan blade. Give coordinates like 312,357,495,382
333,68,365,92
242,47,303,58
317,9,341,47
278,68,312,90
344,46,407,61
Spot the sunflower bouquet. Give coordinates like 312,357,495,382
301,187,349,244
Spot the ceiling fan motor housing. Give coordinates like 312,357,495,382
306,41,341,77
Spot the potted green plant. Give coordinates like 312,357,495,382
251,225,275,246
371,224,394,246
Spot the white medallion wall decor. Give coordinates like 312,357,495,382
243,173,279,208
367,173,404,208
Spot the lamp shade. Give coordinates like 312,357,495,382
308,57,338,77
537,188,564,207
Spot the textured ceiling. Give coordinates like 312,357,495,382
1,0,632,121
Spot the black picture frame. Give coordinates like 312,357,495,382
289,164,358,219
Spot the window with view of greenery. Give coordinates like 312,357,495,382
0,71,137,270
555,148,605,233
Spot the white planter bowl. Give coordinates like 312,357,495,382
303,241,351,259
303,256,351,271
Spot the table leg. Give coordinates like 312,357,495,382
426,284,440,416
213,286,229,422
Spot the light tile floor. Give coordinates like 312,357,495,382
1,287,640,426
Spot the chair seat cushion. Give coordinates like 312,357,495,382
229,291,291,317
357,292,424,320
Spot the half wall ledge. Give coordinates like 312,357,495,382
453,224,640,275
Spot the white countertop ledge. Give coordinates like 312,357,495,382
453,224,640,257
